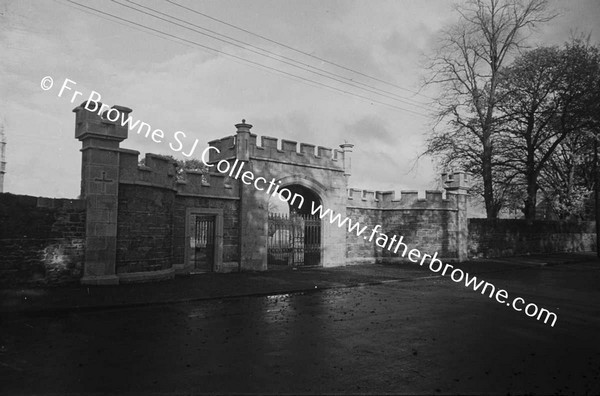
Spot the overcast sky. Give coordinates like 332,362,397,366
1,0,599,198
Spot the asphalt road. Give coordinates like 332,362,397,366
1,260,600,395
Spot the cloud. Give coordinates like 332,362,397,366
1,0,596,199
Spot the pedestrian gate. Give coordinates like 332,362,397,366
191,215,216,271
267,213,321,267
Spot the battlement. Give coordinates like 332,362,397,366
176,170,239,198
207,135,237,161
119,150,177,190
347,188,455,210
118,150,238,197
347,171,469,210
252,133,344,169
207,120,348,172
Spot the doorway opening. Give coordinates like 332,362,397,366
267,185,322,268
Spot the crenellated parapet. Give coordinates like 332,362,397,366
176,170,239,198
347,171,471,211
119,150,177,190
207,135,237,161
118,148,239,198
347,189,457,210
207,120,348,173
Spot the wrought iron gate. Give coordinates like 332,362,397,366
267,213,321,267
303,215,321,266
191,215,215,271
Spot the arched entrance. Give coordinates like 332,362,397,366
267,184,322,268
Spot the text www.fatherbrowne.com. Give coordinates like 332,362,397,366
197,140,558,328
43,75,557,328
309,202,558,328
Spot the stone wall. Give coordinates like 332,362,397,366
468,219,596,258
116,184,175,274
0,193,85,284
345,176,470,264
380,207,457,262
345,207,380,263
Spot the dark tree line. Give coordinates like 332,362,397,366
495,42,600,220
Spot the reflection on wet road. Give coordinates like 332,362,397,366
2,262,600,394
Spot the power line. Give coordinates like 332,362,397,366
55,0,316,83
114,0,432,112
57,0,375,100
63,0,430,117
166,0,436,101
55,0,199,50
129,0,432,109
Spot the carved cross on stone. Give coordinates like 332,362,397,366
94,171,113,183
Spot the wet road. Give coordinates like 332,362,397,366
2,261,600,395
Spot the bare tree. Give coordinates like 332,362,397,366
424,0,554,218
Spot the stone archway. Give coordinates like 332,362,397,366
208,121,351,271
266,183,322,268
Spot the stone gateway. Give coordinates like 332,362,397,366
0,102,474,285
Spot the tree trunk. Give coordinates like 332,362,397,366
524,167,538,222
524,183,538,222
482,135,497,219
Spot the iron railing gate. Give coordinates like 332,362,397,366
267,213,321,267
303,214,321,266
192,215,215,271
